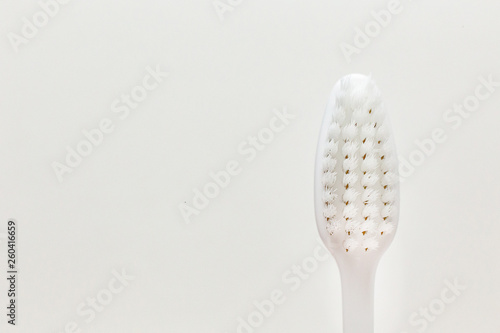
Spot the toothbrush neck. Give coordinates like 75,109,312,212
339,259,379,333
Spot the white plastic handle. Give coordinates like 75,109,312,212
338,258,378,333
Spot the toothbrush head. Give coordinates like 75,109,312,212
315,74,399,258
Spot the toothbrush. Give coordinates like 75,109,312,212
314,74,399,333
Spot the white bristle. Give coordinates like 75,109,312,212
362,238,379,251
376,123,390,143
359,219,378,237
323,159,337,172
361,154,379,172
379,143,394,161
362,204,379,219
370,105,385,122
324,140,339,156
361,123,377,139
343,156,359,171
343,238,359,252
333,105,346,123
350,86,370,105
360,218,378,233
360,139,375,155
328,122,342,138
381,205,397,219
322,172,337,187
343,173,359,187
327,221,342,234
335,89,348,105
345,220,361,234
381,172,397,186
343,205,358,220
361,172,379,187
381,189,396,203
381,157,398,171
379,222,395,235
342,141,359,156
324,204,337,218
364,91,382,105
342,122,358,141
343,188,359,203
323,189,337,203
319,74,398,254
352,108,370,124
361,189,380,204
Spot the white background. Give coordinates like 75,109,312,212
1,0,499,332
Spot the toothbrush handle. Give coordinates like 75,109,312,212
339,262,377,333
